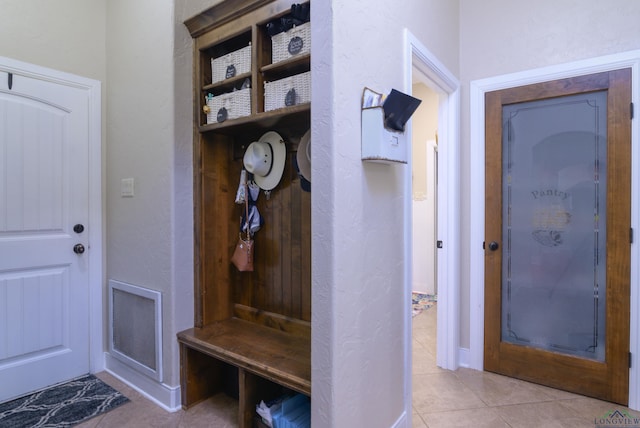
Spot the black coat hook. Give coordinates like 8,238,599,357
7,73,12,90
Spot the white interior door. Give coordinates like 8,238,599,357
0,68,91,402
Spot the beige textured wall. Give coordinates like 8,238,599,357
311,0,459,426
458,0,640,349
411,83,439,200
106,0,178,385
0,1,106,81
0,0,108,280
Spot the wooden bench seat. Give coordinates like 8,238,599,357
178,318,311,410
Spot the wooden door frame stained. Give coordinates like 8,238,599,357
469,50,640,409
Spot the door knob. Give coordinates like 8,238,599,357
73,224,85,233
488,241,499,251
73,244,85,254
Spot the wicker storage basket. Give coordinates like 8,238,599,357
211,44,251,84
271,22,310,64
205,88,251,124
264,71,310,112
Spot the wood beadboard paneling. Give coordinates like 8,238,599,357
199,135,311,325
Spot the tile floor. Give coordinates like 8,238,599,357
412,304,640,427
79,304,640,427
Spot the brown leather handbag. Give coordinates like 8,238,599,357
231,232,254,271
231,181,254,271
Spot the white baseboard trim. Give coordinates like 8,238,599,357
458,347,470,368
104,352,181,412
391,411,408,428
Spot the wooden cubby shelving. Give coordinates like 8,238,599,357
178,1,312,427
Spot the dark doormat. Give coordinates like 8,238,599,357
0,374,129,427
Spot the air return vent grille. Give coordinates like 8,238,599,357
108,280,162,382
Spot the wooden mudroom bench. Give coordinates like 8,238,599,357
178,314,310,426
178,317,310,397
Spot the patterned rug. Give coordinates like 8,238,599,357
0,374,129,427
412,292,437,317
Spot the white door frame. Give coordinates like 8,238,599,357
469,50,640,409
403,29,461,421
0,56,103,374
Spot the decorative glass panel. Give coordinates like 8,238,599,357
501,91,607,361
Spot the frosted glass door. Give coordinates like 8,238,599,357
501,91,607,361
485,69,631,405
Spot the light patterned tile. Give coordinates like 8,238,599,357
412,412,428,427
413,329,437,350
93,397,181,428
454,367,559,406
412,305,437,332
413,344,442,376
413,372,486,414
558,397,640,424
494,401,583,428
179,394,239,428
76,373,238,428
422,407,510,428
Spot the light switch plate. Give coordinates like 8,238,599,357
121,178,135,197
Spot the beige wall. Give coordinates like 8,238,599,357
411,83,439,199
0,0,108,291
311,0,459,425
105,0,178,386
0,0,106,81
458,0,640,348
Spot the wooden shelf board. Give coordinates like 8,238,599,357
199,103,310,138
178,318,311,396
261,54,310,77
203,72,252,93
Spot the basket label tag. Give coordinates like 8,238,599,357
225,64,236,79
288,36,304,55
285,88,297,107
217,107,228,122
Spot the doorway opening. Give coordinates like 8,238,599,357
403,29,461,422
410,76,440,381
411,80,439,302
410,75,441,410
0,56,103,402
